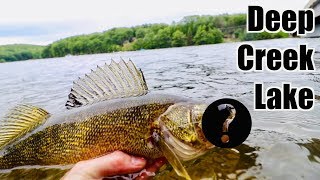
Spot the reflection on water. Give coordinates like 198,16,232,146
0,38,319,179
155,144,259,180
0,168,68,180
257,139,320,180
298,138,320,164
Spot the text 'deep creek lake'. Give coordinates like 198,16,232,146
0,38,319,179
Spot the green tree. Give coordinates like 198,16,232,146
141,31,156,49
135,28,149,38
234,28,245,39
0,44,44,61
193,25,208,45
108,28,134,45
209,28,224,43
122,41,134,51
193,26,224,45
171,30,187,47
154,27,172,48
131,38,145,50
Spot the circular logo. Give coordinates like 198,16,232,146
202,98,252,148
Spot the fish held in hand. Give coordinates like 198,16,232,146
0,60,214,179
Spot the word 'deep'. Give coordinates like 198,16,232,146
247,6,315,35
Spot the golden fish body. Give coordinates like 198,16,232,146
0,94,210,170
0,60,213,179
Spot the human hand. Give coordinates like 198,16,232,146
61,151,166,180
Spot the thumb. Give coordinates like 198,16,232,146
63,151,147,179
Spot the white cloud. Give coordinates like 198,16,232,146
0,0,310,45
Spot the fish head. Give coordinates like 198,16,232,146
158,102,214,161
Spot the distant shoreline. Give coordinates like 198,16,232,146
0,14,289,63
4,38,308,64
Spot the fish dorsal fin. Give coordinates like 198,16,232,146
65,59,148,109
0,104,50,150
158,136,192,180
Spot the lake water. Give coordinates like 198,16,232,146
0,38,319,179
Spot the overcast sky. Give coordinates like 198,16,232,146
0,0,310,45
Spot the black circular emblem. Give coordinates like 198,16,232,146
202,98,252,148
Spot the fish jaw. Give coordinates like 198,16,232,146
159,123,207,161
156,103,214,161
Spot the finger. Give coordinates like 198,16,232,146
136,157,167,180
145,157,167,173
67,151,147,179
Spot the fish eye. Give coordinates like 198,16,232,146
201,98,252,148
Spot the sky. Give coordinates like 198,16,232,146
0,0,310,45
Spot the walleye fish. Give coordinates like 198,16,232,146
0,60,215,179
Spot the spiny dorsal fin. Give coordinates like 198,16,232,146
0,104,50,150
65,59,148,109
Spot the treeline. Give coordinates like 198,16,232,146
42,14,288,58
0,14,289,62
0,44,44,63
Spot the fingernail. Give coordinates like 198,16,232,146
131,157,146,166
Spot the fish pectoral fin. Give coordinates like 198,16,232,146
65,59,149,109
0,104,50,150
158,136,192,180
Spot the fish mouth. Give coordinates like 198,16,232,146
160,122,206,161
